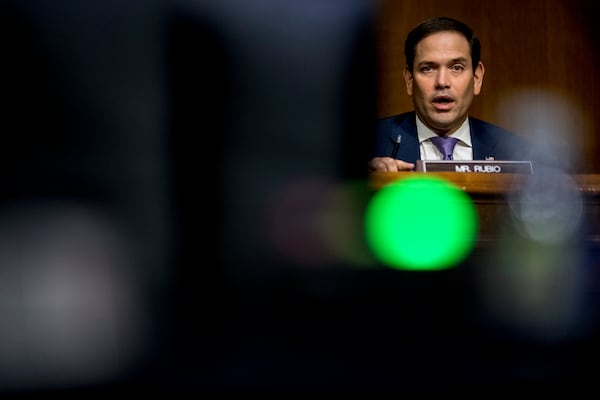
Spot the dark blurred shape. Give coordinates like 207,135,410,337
158,2,232,383
338,8,377,180
2,0,600,397
0,0,172,395
160,0,378,392
0,1,70,200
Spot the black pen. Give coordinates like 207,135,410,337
391,134,401,159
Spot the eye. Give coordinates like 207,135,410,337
420,65,434,73
451,64,465,71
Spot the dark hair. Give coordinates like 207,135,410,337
404,16,481,73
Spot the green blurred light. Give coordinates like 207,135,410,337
365,175,478,271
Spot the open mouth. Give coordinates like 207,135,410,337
432,96,454,110
433,96,453,104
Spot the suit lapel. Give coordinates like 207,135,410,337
469,118,497,160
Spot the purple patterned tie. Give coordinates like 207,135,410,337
430,136,458,160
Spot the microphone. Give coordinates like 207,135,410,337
391,134,401,159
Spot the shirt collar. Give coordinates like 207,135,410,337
416,115,472,147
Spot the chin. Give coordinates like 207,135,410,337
430,120,456,132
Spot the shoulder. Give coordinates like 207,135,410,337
469,116,534,160
377,111,415,133
378,111,415,125
469,116,529,145
469,116,516,136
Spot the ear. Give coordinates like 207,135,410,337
403,67,413,96
473,61,485,95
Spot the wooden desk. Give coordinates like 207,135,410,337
369,172,600,248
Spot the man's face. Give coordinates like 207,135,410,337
404,31,484,135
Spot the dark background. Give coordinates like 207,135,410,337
0,0,598,396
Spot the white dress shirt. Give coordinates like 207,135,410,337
416,115,473,160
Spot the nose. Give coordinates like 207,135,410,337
435,68,450,89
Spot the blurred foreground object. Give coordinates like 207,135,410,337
365,175,478,270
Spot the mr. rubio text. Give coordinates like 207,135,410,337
455,164,502,173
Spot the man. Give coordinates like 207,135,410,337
368,16,531,172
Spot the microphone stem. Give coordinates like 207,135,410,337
391,134,401,159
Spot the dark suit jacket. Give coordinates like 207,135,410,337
374,111,533,163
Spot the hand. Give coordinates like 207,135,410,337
368,157,415,172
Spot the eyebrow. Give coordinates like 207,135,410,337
449,57,469,64
417,57,469,67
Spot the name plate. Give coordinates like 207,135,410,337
416,160,533,174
